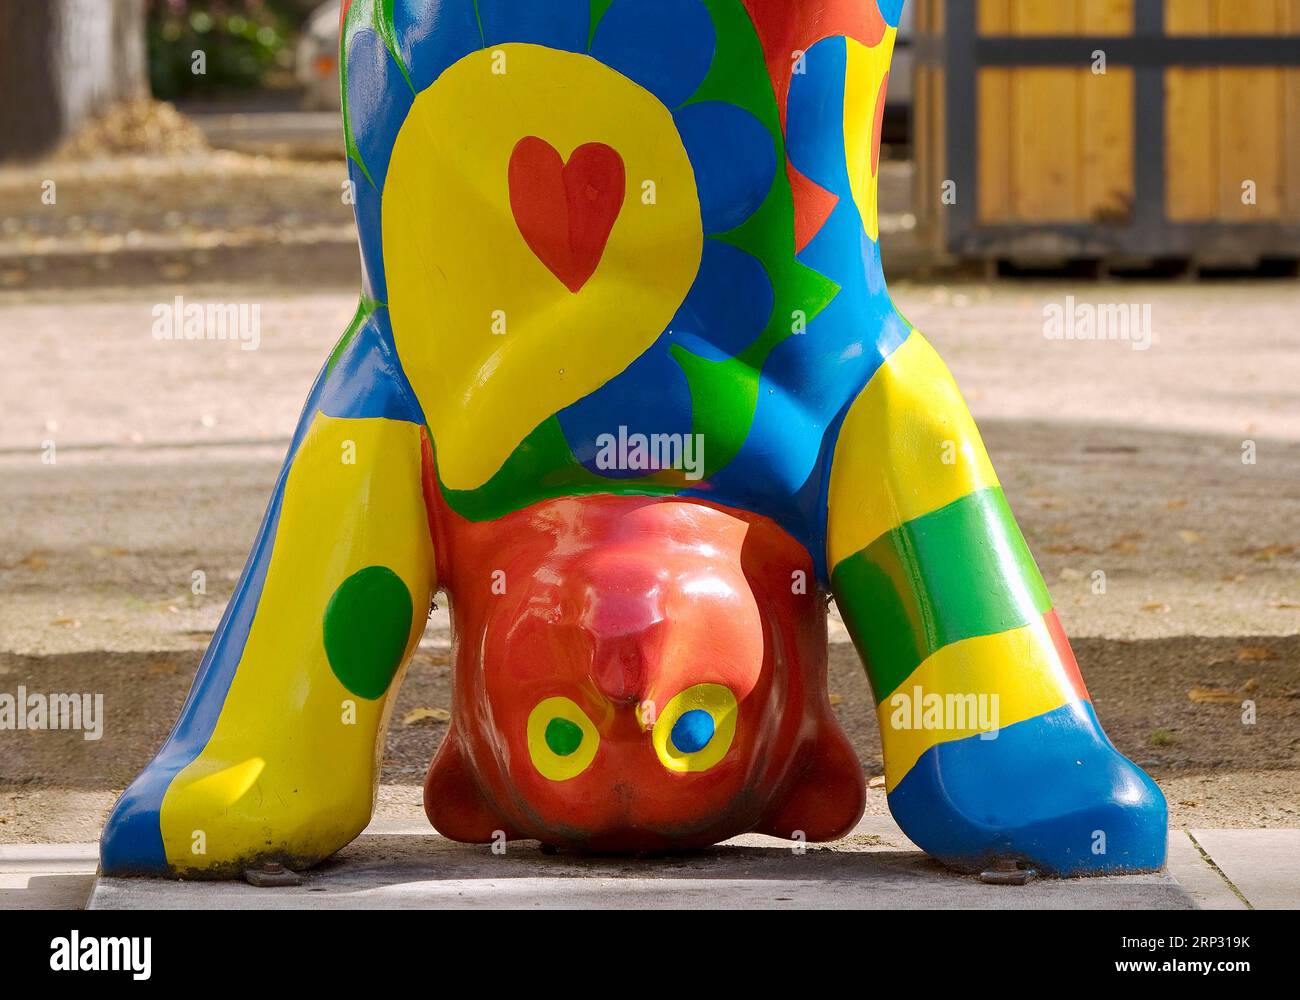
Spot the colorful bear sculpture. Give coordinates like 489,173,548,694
101,0,1167,878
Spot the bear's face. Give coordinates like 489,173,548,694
424,496,865,849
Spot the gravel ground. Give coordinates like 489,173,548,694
1,275,1297,843
0,153,353,261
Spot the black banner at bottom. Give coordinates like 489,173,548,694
0,908,1280,986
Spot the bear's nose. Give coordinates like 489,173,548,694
579,570,666,705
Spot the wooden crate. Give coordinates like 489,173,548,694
914,0,1300,267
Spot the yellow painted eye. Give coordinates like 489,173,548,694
527,697,600,781
652,684,738,773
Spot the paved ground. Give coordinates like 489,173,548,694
0,842,98,911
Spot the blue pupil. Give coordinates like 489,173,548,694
671,709,715,754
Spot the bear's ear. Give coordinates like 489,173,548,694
424,729,520,842
756,723,867,842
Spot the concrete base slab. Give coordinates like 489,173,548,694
88,819,1193,911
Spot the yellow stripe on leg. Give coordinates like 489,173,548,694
827,331,999,568
876,619,1083,791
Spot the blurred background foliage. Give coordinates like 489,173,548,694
147,0,317,99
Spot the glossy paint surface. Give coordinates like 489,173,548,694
425,496,864,849
101,0,1166,878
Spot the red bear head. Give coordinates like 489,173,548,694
424,495,865,850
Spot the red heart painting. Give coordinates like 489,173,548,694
508,136,626,294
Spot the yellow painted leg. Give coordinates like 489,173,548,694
154,413,435,875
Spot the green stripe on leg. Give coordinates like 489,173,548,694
831,486,1052,703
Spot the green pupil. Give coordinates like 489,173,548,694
544,717,584,757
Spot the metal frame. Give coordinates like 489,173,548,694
928,0,1300,263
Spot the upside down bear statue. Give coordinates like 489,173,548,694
101,0,1167,878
